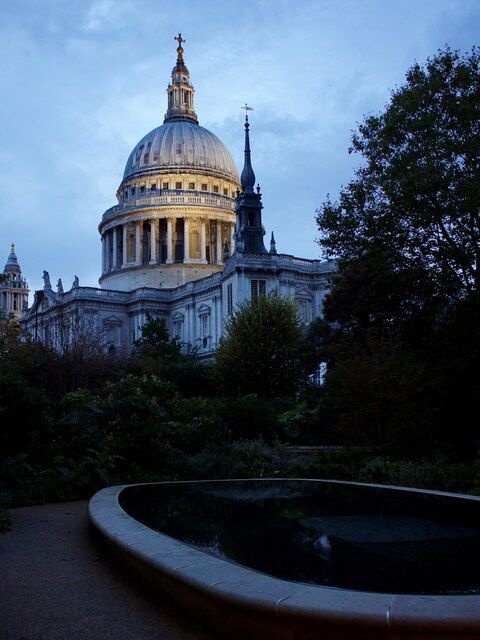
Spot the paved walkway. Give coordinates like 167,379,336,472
0,501,222,640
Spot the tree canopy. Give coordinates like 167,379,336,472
316,46,480,306
213,290,304,397
313,47,480,456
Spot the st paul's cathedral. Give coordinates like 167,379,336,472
18,36,333,355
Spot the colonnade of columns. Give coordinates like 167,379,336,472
0,289,28,312
102,216,235,275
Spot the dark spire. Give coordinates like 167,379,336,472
234,114,267,254
270,231,277,254
240,112,255,193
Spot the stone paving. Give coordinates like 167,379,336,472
0,500,222,640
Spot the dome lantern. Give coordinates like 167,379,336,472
164,34,198,125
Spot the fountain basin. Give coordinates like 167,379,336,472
89,479,480,639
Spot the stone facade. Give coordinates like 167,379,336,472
21,37,334,354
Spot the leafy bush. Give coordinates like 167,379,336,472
187,438,284,479
213,290,305,397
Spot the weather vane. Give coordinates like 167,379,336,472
242,103,254,122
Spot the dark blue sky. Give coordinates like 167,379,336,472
1,0,478,293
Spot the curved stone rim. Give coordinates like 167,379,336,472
89,479,480,639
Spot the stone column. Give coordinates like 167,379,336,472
188,302,195,346
135,221,141,265
166,217,173,264
216,221,223,265
150,219,156,264
230,222,236,253
122,224,128,266
112,227,118,270
200,219,207,264
101,233,106,275
184,216,190,262
212,294,218,347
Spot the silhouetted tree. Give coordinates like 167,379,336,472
213,290,304,397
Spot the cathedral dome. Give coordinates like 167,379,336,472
99,36,241,292
122,121,239,183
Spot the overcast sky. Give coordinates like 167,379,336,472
1,0,478,294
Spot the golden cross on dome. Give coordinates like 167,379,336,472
175,33,185,48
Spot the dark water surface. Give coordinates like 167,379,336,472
119,479,480,594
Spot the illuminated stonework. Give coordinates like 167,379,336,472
23,36,334,356
99,38,240,291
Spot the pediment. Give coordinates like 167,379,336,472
103,314,122,327
197,304,211,315
295,287,312,299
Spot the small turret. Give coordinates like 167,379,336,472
270,232,277,255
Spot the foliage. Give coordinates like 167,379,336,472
210,395,281,442
55,375,202,475
213,290,305,397
186,438,285,480
0,370,54,460
313,47,480,455
316,46,480,306
134,313,183,358
277,400,337,446
0,312,22,363
133,314,212,396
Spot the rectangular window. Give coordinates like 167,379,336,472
188,182,195,190
163,182,169,189
174,321,183,339
176,181,182,189
201,183,208,191
223,188,228,195
151,183,156,191
131,187,135,196
250,279,266,300
227,282,233,315
213,185,219,193
140,185,145,193
297,299,311,324
201,314,208,336
232,190,236,198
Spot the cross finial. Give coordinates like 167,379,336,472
175,33,185,48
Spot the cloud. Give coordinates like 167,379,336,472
1,0,479,297
83,0,132,32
